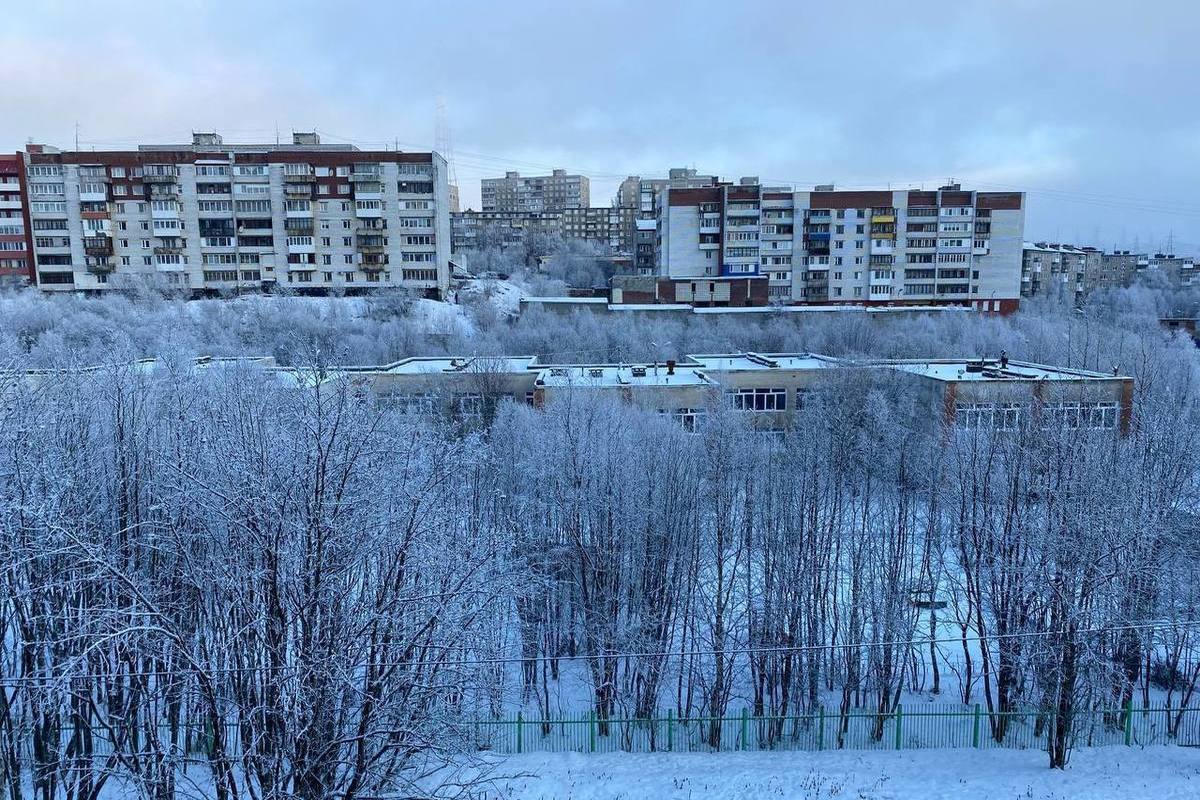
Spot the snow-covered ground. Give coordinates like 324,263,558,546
474,747,1200,799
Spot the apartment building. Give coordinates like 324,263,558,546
655,181,1025,312
1089,250,1140,292
1021,242,1100,303
0,155,31,286
450,210,562,252
617,168,718,274
23,132,452,296
481,169,589,213
561,206,635,253
1142,253,1198,287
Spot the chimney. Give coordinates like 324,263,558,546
292,131,320,146
1000,350,1008,369
666,359,676,375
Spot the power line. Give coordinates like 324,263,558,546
2,619,1194,687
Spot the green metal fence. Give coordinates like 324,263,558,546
473,703,1200,754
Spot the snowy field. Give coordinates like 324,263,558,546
475,747,1200,799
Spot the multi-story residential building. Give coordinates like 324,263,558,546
481,169,589,213
22,132,452,296
617,168,718,274
0,154,31,286
450,210,563,252
1089,250,1140,292
560,206,635,253
1142,253,1198,287
656,181,1025,312
1021,242,1100,303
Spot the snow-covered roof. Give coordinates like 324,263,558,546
882,359,1128,382
635,219,657,231
365,356,540,376
520,296,608,304
536,364,715,388
686,352,839,372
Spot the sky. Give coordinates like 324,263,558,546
2,0,1197,253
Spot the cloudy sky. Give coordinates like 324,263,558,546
2,1,1196,252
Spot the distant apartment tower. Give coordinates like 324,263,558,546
481,169,589,213
22,132,452,296
1021,242,1100,303
655,181,1025,312
0,155,31,286
617,168,718,274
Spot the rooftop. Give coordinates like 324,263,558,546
536,364,714,388
882,358,1127,382
686,352,840,372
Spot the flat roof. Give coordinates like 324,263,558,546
686,352,840,372
520,296,609,304
537,364,714,388
882,359,1127,382
356,356,541,376
690,305,971,315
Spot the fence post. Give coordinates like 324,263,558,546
817,706,825,751
741,708,749,751
972,704,981,749
667,708,674,752
1124,699,1133,746
894,704,903,750
589,710,596,753
516,712,523,754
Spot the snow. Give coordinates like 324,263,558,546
474,746,1200,799
883,359,1124,382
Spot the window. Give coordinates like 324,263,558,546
727,387,787,412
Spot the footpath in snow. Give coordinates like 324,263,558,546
472,746,1200,799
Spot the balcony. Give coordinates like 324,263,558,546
153,245,184,255
283,172,316,183
355,203,383,219
349,170,383,182
871,214,896,224
871,240,895,254
81,209,111,220
285,205,313,218
143,172,178,183
79,190,108,203
87,259,115,274
285,183,314,197
201,236,235,249
286,239,315,254
0,199,22,210
0,180,21,192
83,237,113,256
726,206,760,217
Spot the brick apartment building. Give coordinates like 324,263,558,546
0,155,31,286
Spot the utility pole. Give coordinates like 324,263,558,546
74,122,79,151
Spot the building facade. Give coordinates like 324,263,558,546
481,169,589,213
23,132,452,296
560,206,635,253
450,210,562,252
0,154,31,286
656,181,1025,312
1021,242,1100,303
617,168,718,274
